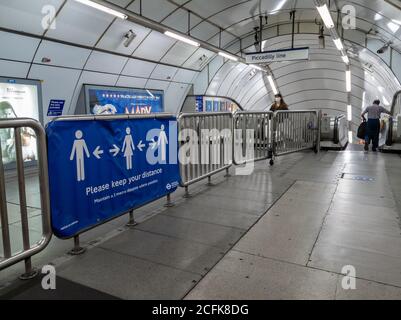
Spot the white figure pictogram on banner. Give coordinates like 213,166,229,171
70,130,90,182
122,127,135,170
157,125,169,162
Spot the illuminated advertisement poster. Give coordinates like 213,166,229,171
205,100,213,112
195,96,203,112
213,100,219,112
85,85,164,115
0,79,41,166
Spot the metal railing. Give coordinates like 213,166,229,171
272,110,320,158
233,111,273,165
178,112,233,192
0,118,51,279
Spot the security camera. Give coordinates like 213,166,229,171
377,41,392,54
123,30,136,48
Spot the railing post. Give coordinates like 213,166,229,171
126,209,137,227
183,185,190,198
69,235,86,255
15,128,39,279
164,193,174,207
316,110,322,154
225,167,230,177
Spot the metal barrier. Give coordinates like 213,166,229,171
0,118,51,279
233,111,273,165
178,112,233,194
271,110,320,162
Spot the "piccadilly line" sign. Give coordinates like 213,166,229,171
245,47,309,64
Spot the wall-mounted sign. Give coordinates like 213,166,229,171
0,78,43,167
245,47,310,64
47,99,65,117
84,85,164,115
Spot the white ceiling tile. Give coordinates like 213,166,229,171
107,0,133,8
190,21,220,42
141,0,177,22
46,0,114,47
173,69,197,83
121,58,156,78
133,31,175,61
0,31,40,62
0,60,30,78
85,51,128,74
160,41,198,66
96,20,151,55
150,64,178,81
182,48,215,69
34,40,91,69
116,75,148,88
0,0,64,35
145,79,170,91
163,8,190,33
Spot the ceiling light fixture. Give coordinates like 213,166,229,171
267,75,279,95
388,21,400,33
347,105,352,121
218,52,239,61
333,38,344,51
74,0,127,19
316,4,335,29
164,31,200,47
251,65,264,71
346,70,352,92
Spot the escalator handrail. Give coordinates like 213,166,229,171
390,90,401,116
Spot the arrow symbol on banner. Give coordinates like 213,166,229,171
149,138,157,150
93,146,104,159
137,140,145,152
109,144,120,157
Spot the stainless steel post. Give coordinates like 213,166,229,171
69,235,86,255
164,193,174,208
0,139,11,259
126,209,137,227
15,128,38,279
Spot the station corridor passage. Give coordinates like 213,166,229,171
2,148,401,299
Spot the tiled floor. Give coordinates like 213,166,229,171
2,148,401,299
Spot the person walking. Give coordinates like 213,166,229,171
361,99,392,152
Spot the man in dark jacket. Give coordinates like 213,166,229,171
361,100,392,151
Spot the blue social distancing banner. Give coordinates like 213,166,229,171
46,116,180,238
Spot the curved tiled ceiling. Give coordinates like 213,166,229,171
0,0,401,131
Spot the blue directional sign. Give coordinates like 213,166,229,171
46,116,180,238
47,100,65,117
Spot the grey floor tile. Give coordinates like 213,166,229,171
309,242,401,287
135,214,245,250
100,229,224,275
324,213,401,238
316,224,401,259
183,194,271,216
333,192,396,208
335,277,401,300
162,204,258,230
59,247,201,299
234,210,324,265
329,202,399,221
185,251,337,300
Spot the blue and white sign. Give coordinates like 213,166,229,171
246,47,309,64
46,116,180,238
47,100,65,117
85,85,164,115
